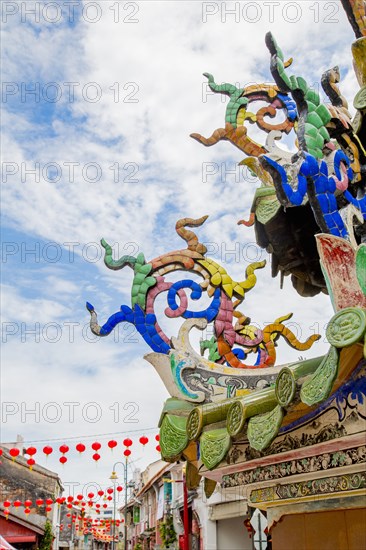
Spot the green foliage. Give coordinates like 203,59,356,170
158,514,177,549
133,542,143,550
39,520,53,550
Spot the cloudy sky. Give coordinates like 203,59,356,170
1,0,357,496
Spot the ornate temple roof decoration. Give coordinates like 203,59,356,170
192,32,366,298
86,10,366,482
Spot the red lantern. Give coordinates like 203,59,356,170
9,448,19,460
103,504,108,509
36,499,44,507
123,438,132,447
67,504,73,509
3,508,9,517
45,506,52,513
123,449,131,457
27,458,36,469
67,496,73,503
76,443,86,454
91,442,101,452
156,445,161,452
77,494,83,501
155,434,160,442
92,453,100,462
87,493,94,499
66,513,71,518
106,488,113,495
107,440,117,450
43,446,53,456
116,486,123,492
97,490,104,497
107,496,112,501
3,500,11,508
139,436,148,446
24,500,32,508
59,444,69,454
26,446,37,456
13,500,22,508
59,456,67,465
45,498,53,506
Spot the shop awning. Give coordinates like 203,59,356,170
0,535,18,549
3,536,37,544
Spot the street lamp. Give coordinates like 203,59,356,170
110,460,128,550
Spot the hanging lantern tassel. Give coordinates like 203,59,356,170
27,458,36,470
9,448,20,461
92,453,101,465
108,440,117,452
139,436,148,449
76,443,86,455
43,446,53,459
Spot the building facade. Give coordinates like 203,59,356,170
0,440,63,550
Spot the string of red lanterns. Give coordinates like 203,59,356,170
2,434,156,469
2,499,127,524
1,492,129,518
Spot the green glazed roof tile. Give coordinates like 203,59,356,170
160,414,189,462
200,428,231,470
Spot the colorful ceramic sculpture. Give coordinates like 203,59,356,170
86,7,366,478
